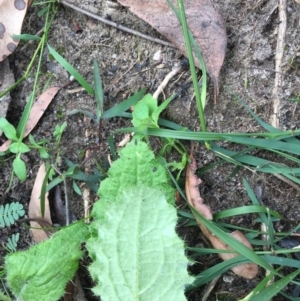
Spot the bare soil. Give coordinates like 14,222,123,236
1,0,300,300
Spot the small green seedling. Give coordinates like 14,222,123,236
0,117,63,181
0,118,29,181
130,93,189,179
53,121,67,147
28,135,50,159
132,93,173,130
165,152,188,180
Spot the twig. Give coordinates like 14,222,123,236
266,1,300,193
273,173,300,193
63,178,70,225
153,65,182,99
201,276,221,301
60,0,174,48
82,187,90,223
82,114,92,223
270,0,286,128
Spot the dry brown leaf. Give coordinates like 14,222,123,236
0,138,11,152
186,151,258,279
28,163,52,242
116,0,227,102
24,86,61,137
0,0,29,61
0,86,61,152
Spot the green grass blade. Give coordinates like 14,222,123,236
283,173,300,185
38,6,49,17
211,143,300,175
280,291,300,301
187,247,243,255
167,0,207,131
187,256,253,289
157,118,300,177
271,149,300,165
108,134,117,161
243,178,269,226
225,136,300,157
116,127,300,141
40,166,52,218
12,34,41,41
240,268,279,301
189,205,279,276
214,205,281,220
46,177,64,192
47,44,94,95
227,86,300,145
158,117,188,130
68,109,96,120
262,255,300,269
16,93,34,137
102,89,145,119
244,180,276,248
93,59,103,121
167,0,208,108
249,268,300,301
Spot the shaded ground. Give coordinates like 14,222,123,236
1,0,300,300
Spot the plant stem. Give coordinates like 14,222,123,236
175,0,207,133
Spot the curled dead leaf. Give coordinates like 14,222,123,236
29,163,52,242
116,0,227,102
185,152,258,279
24,86,61,137
185,154,212,220
0,139,11,152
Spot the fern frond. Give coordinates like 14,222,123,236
0,202,25,228
6,234,20,252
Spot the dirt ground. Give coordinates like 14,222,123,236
1,0,300,300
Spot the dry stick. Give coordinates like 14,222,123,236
265,1,287,294
274,173,300,193
201,276,221,301
268,1,298,191
82,186,90,223
270,0,286,128
60,0,174,48
63,178,70,225
82,114,93,223
263,1,300,193
153,65,183,99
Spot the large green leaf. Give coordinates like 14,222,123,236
87,139,192,300
87,186,191,301
92,139,174,222
5,221,88,301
